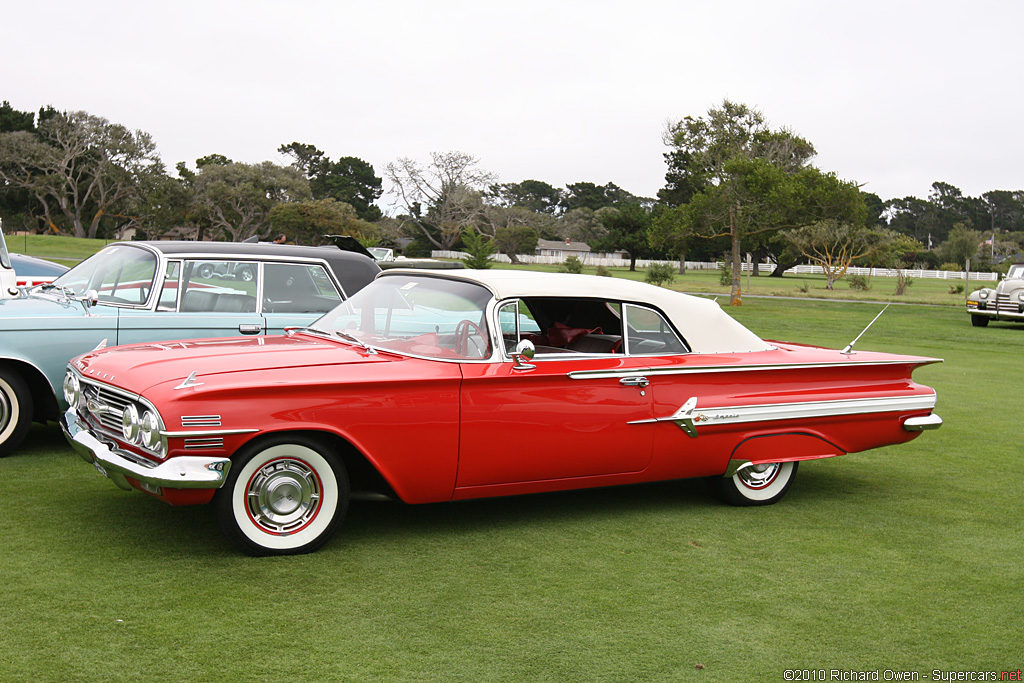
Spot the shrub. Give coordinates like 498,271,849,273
644,262,676,287
718,259,732,286
949,283,965,294
847,274,870,291
940,262,963,272
460,230,495,269
559,255,584,274
796,281,811,293
894,271,914,295
595,265,613,277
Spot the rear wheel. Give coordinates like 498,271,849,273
214,436,348,555
709,461,798,506
0,367,32,457
971,314,989,327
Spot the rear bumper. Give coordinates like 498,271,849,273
903,414,943,431
61,408,231,492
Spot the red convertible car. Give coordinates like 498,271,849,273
62,270,942,555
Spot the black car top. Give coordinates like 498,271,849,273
139,240,381,297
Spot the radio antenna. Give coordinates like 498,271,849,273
841,304,889,355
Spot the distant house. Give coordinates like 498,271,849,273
535,238,626,260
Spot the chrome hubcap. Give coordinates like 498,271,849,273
737,462,781,490
246,458,321,534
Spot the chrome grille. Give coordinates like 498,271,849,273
995,294,1021,314
82,382,133,433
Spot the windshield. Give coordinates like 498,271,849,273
51,244,157,306
314,275,493,359
1007,264,1024,279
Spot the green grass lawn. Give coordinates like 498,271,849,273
0,296,1019,682
8,232,112,267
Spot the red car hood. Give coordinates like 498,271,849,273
72,333,386,395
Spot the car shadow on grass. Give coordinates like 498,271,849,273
35,423,876,558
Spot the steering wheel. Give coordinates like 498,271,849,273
454,319,488,358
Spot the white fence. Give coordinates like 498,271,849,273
432,251,999,281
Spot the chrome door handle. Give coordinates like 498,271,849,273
238,324,262,335
619,376,649,387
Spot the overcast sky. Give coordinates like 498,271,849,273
4,0,1022,209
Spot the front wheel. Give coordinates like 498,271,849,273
213,436,349,556
971,314,989,327
708,461,798,506
0,367,33,457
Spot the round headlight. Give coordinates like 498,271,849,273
121,404,140,443
140,411,162,450
1017,292,1024,302
980,291,989,299
63,373,81,408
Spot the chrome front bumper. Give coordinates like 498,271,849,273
61,408,231,492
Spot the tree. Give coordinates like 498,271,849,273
784,221,876,289
937,223,983,266
487,179,564,215
279,143,382,220
560,207,608,244
0,101,34,133
0,101,38,229
591,203,654,271
981,190,1024,233
385,151,496,250
460,229,495,269
562,181,636,212
492,224,539,264
0,110,164,237
661,100,863,304
191,161,311,241
268,198,369,245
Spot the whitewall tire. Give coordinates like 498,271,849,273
710,461,798,506
0,368,32,457
214,436,348,556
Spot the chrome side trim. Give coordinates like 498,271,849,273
184,438,225,450
629,394,938,438
160,428,259,438
568,358,943,381
181,415,222,427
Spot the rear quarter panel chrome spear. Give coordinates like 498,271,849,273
628,394,938,438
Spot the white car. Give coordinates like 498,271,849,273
0,226,18,298
967,263,1024,327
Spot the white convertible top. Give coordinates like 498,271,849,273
380,269,773,354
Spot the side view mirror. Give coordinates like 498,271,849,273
511,339,536,370
77,289,99,314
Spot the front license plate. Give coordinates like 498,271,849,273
93,461,108,478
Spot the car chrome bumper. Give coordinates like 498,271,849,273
903,413,943,431
61,408,231,492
